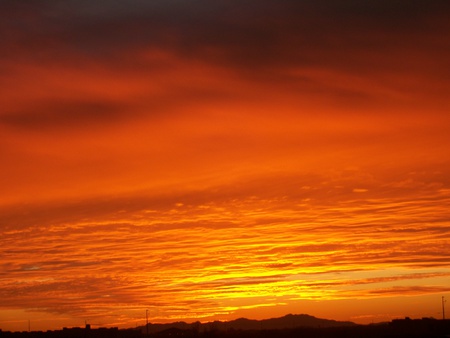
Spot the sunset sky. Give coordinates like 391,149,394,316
1,0,450,332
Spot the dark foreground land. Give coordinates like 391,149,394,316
2,318,450,338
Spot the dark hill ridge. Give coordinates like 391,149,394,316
141,314,356,333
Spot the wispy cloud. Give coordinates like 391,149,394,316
1,171,449,326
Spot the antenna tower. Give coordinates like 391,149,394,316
443,296,446,320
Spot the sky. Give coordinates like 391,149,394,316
1,0,450,332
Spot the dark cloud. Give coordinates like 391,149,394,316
1,0,448,129
2,0,449,73
0,83,236,131
0,100,126,131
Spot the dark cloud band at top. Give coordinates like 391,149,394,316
2,0,449,74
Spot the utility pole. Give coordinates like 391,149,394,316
146,309,149,337
443,296,446,320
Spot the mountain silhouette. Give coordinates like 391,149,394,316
140,314,355,334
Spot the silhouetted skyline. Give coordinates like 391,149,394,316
2,314,450,338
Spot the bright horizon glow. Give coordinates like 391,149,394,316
1,0,449,332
